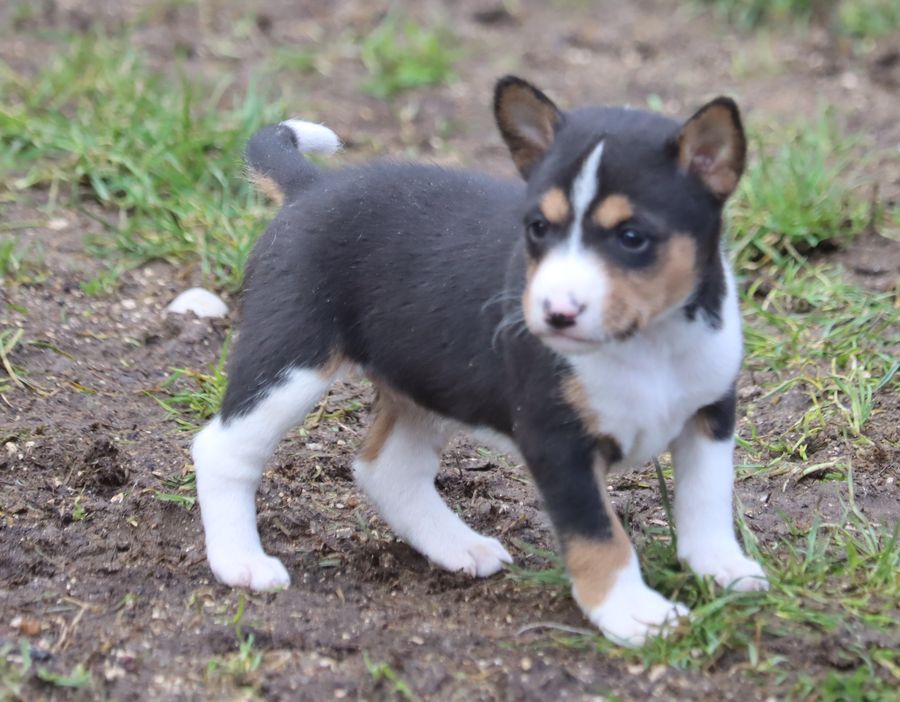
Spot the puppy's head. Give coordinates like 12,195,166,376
494,76,746,354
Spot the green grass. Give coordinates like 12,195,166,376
0,36,282,292
838,0,900,38
0,26,459,294
79,265,125,297
205,594,264,693
729,111,873,270
0,234,46,286
700,0,900,36
363,653,414,701
701,0,815,28
723,109,896,484
150,342,230,431
360,15,460,98
0,640,93,697
507,486,899,698
738,262,898,478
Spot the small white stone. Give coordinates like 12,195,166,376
165,288,228,318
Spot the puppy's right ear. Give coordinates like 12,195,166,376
494,76,563,178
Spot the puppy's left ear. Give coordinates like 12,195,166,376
494,76,563,178
676,97,746,199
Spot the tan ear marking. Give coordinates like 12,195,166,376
494,76,563,177
540,187,571,225
593,194,634,229
677,98,746,199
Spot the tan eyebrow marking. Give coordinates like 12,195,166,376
593,194,634,229
539,187,571,224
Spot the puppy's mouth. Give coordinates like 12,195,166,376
536,328,604,352
540,329,595,343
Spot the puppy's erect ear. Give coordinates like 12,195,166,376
494,76,563,178
676,97,746,199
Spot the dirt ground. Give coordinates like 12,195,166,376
1,1,899,700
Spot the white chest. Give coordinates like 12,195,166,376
569,293,743,468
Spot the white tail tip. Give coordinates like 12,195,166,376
280,119,342,155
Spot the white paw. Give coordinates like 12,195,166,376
682,545,769,592
208,550,290,591
427,534,513,577
588,585,689,647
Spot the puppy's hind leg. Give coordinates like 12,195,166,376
353,391,512,577
193,363,340,591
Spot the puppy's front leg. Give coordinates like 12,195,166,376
518,429,688,647
671,388,769,591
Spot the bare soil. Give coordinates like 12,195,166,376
1,1,898,700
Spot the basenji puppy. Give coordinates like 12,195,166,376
192,76,768,646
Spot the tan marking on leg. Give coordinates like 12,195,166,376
358,380,447,462
358,388,399,463
317,351,347,380
592,194,634,229
562,375,601,437
566,468,632,610
693,411,716,441
539,187,571,225
248,168,284,206
602,234,698,336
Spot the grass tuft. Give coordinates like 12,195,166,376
739,262,898,478
0,36,283,291
512,495,898,696
205,594,264,690
363,653,414,701
700,0,900,37
360,15,460,98
729,112,872,270
0,235,46,285
150,341,230,430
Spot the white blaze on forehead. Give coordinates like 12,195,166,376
525,139,612,351
567,140,605,250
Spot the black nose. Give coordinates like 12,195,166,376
546,312,578,329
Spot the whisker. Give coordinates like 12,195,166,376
492,309,529,350
481,290,522,314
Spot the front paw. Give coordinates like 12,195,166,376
681,544,769,592
427,533,513,577
208,549,291,591
587,584,689,647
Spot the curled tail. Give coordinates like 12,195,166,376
246,119,342,204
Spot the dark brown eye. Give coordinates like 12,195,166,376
526,218,549,243
617,228,649,252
